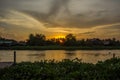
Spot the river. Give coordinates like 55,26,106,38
0,50,120,63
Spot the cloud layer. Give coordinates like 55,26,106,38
0,0,120,40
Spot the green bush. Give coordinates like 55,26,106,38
0,58,120,80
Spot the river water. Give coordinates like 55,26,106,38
0,50,120,63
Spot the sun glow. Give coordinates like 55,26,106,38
54,35,66,44
55,35,65,39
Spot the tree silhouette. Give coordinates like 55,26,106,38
1,34,120,47
64,34,77,46
27,34,34,45
27,34,46,46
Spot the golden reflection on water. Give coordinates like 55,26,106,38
0,50,120,63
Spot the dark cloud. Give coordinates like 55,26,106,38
100,25,120,30
0,0,22,10
21,10,120,29
48,0,70,17
0,0,120,40
80,31,96,35
108,25,120,29
0,22,45,40
0,0,120,28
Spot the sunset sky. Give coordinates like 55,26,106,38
0,0,120,41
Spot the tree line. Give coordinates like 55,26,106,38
0,34,120,46
26,33,120,46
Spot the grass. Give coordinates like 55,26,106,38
1,45,120,50
0,58,120,80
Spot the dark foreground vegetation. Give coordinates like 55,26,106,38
0,58,120,80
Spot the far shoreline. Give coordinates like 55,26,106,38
0,46,120,50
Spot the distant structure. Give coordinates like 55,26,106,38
0,37,17,46
103,40,110,46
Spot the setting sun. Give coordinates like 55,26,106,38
55,35,65,39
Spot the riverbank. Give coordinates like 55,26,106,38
0,46,120,50
0,58,120,80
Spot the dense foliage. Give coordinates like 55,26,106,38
26,33,120,46
0,58,120,80
1,33,120,47
27,34,46,46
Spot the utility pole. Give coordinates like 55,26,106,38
113,53,115,58
14,51,16,65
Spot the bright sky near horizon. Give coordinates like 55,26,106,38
0,0,120,41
